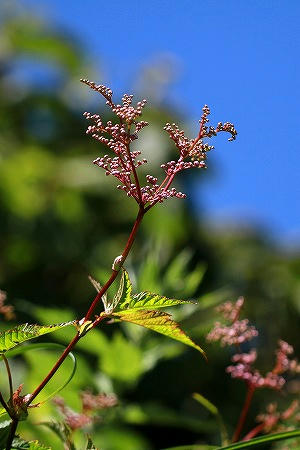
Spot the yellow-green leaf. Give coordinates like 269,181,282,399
112,309,206,358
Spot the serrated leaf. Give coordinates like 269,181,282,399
41,421,74,449
117,269,194,311
119,290,195,311
112,309,206,358
114,269,132,310
0,322,74,353
86,436,98,449
11,436,51,449
88,275,108,310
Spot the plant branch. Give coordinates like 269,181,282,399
2,356,13,400
84,205,145,321
0,392,11,417
27,205,145,406
6,418,18,450
232,383,256,443
242,423,265,441
26,332,80,406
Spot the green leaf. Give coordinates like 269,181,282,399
112,309,206,358
114,269,132,309
0,322,74,354
88,275,108,311
11,436,51,449
99,332,143,383
216,428,300,448
117,269,195,311
193,393,218,415
0,420,11,449
86,436,98,449
193,393,228,445
41,421,74,449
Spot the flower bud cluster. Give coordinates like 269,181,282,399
112,96,147,124
0,289,15,320
256,400,300,434
207,298,300,393
82,79,236,207
53,390,118,431
207,319,258,346
80,79,113,104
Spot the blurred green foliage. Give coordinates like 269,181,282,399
0,4,299,449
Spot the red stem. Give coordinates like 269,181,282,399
84,205,144,321
0,392,11,417
2,356,13,400
27,206,145,406
26,332,80,405
6,418,18,450
242,423,265,441
232,383,256,443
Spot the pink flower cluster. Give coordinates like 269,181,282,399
0,289,15,320
207,319,258,346
53,390,118,431
81,79,236,208
207,298,300,392
256,400,300,433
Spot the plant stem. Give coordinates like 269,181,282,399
2,356,13,400
26,332,80,406
0,392,11,416
84,205,144,321
242,423,265,441
6,418,18,450
27,206,145,406
232,383,256,443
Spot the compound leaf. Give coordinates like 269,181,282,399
112,309,206,357
117,269,195,311
0,322,74,354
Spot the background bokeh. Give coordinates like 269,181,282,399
0,1,299,449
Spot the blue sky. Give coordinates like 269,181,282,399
22,0,300,244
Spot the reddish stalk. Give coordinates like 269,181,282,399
27,205,145,407
84,205,144,321
242,423,265,441
0,392,11,416
6,418,18,450
232,383,256,443
26,332,80,406
2,355,13,400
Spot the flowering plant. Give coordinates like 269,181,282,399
0,80,299,450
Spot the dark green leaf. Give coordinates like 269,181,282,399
86,435,98,449
0,420,11,449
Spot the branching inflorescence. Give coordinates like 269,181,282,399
81,78,237,208
207,297,300,442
